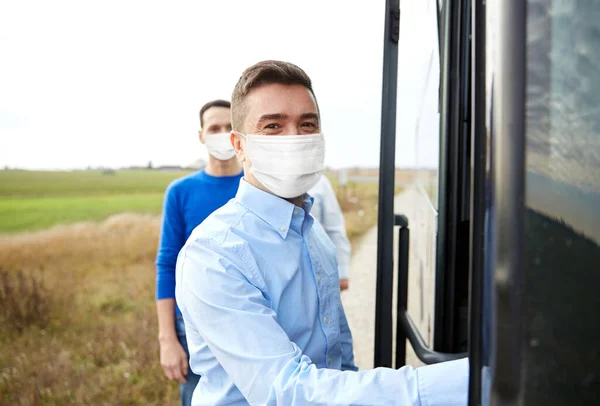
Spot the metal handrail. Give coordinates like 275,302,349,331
395,215,467,367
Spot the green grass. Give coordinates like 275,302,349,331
0,170,193,233
0,193,165,233
0,169,193,197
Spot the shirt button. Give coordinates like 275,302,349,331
323,316,329,324
294,209,300,215
317,275,322,282
280,226,286,232
328,356,333,365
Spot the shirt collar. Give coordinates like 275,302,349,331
236,179,314,239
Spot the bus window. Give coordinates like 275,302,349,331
522,0,600,403
394,0,442,366
415,51,440,209
387,0,471,368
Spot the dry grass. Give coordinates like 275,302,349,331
336,184,381,249
0,214,178,405
0,181,394,404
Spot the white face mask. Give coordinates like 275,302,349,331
204,132,236,161
240,133,325,198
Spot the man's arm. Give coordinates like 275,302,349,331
156,299,188,383
339,302,358,371
319,177,351,288
177,239,469,405
156,185,188,383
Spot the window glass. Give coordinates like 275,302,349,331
415,50,440,209
523,0,600,403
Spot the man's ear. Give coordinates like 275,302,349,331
198,130,205,144
231,132,246,163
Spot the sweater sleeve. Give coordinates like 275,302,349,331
155,183,186,300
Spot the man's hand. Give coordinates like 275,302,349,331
340,279,349,291
159,336,189,384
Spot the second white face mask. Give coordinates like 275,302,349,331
241,133,325,198
204,132,236,161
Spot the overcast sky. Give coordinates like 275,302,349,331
0,0,437,170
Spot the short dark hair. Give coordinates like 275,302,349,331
231,60,317,131
199,99,231,128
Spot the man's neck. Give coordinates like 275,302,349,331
204,156,242,177
286,196,305,208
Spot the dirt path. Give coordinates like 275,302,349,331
340,190,424,370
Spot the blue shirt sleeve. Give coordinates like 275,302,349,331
416,358,471,406
176,237,469,405
317,177,352,279
339,303,358,371
155,183,185,300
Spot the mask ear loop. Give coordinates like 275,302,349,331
231,131,247,155
232,131,251,168
232,130,247,140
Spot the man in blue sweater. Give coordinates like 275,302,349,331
155,99,243,405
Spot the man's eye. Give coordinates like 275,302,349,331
265,123,280,129
301,122,317,127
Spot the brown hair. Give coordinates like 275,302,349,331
231,60,317,131
199,99,231,128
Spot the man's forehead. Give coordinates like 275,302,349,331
203,106,231,123
245,84,318,117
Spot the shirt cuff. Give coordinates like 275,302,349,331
338,264,350,279
416,358,469,406
156,270,176,300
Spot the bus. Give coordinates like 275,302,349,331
374,0,600,404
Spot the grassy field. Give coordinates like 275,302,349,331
0,170,193,233
0,168,396,405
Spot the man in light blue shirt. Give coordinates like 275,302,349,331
308,175,351,291
176,60,469,405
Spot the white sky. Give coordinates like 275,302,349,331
0,0,437,170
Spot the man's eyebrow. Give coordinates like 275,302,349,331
256,112,319,125
257,113,288,123
300,113,319,122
